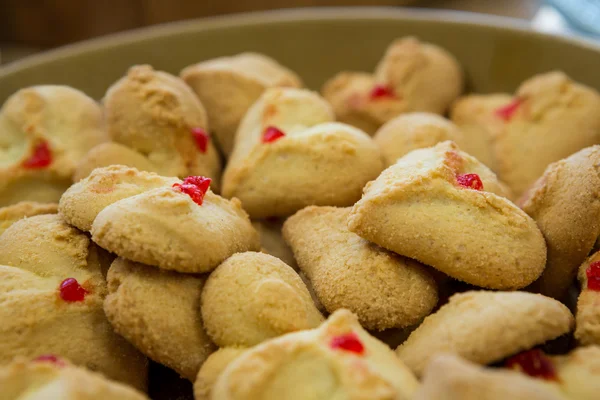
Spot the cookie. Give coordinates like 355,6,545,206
373,112,465,166
222,87,384,218
104,257,216,381
194,348,247,400
0,201,57,236
283,206,438,331
59,165,178,232
201,252,323,347
551,345,600,399
396,291,574,377
252,219,297,268
180,52,302,156
0,356,148,400
348,141,541,289
322,37,463,134
91,176,260,273
79,65,221,185
0,214,147,389
519,146,600,298
0,85,107,206
575,251,600,346
212,309,419,400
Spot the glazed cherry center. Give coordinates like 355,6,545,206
173,176,212,206
34,354,66,367
22,141,52,169
495,99,521,121
369,84,396,100
456,173,484,191
330,332,365,355
262,126,286,143
59,278,88,302
505,349,557,381
191,127,210,153
586,261,600,291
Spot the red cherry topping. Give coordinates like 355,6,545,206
456,173,484,191
262,126,286,143
495,99,522,121
191,127,210,153
330,332,365,355
369,84,396,100
505,349,557,381
59,278,88,302
34,354,66,367
172,176,211,206
586,261,600,291
22,141,52,169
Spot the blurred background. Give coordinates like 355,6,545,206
1,0,599,64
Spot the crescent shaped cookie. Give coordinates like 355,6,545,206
396,291,574,377
283,206,438,331
322,37,463,134
0,215,148,389
104,257,216,381
200,252,323,347
222,87,384,218
0,85,107,206
212,309,419,400
0,357,148,400
520,145,600,299
181,52,302,156
348,140,540,289
0,201,57,236
575,251,600,346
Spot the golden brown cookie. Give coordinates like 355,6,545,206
212,309,419,400
104,257,215,381
59,165,178,232
91,176,259,273
396,291,574,377
181,53,302,156
78,65,221,186
222,87,384,218
0,214,147,389
0,85,107,206
0,201,57,236
252,219,297,268
575,251,600,346
520,146,600,299
348,141,540,290
373,112,465,166
283,206,438,331
194,347,247,400
201,252,323,347
552,345,600,400
0,357,148,400
322,37,463,134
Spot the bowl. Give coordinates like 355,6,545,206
2,7,600,104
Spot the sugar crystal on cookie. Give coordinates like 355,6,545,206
173,176,211,206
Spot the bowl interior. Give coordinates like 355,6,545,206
1,8,600,102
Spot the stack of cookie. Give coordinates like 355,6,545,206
1,37,600,400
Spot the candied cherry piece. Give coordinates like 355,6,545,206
262,126,286,143
173,176,212,206
586,261,600,291
22,141,52,169
59,278,88,302
34,354,66,367
369,84,396,100
495,99,522,121
330,332,365,355
505,349,557,381
456,173,484,191
191,127,210,153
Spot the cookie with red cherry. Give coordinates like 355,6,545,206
0,201,57,236
283,206,438,331
0,214,147,389
396,291,573,377
0,356,148,400
181,52,302,156
519,145,600,299
222,87,384,218
322,37,463,135
348,140,541,290
0,85,107,206
212,309,419,400
575,251,600,346
76,65,221,188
